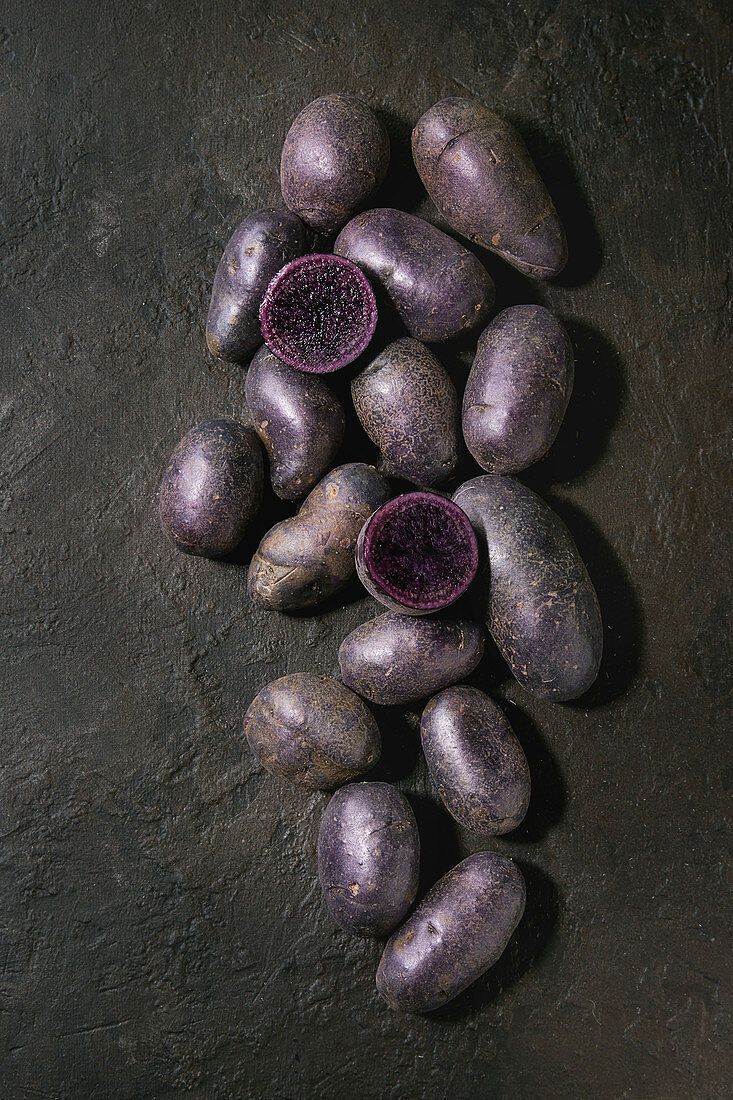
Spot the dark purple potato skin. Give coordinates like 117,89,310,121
339,613,484,706
244,674,380,790
318,783,419,936
280,95,390,233
376,852,525,1013
351,339,460,486
421,686,530,834
412,98,567,279
159,419,263,558
205,209,307,362
248,463,391,612
245,345,345,500
334,208,494,342
463,305,574,474
453,475,602,700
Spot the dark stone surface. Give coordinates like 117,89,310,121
0,0,729,1096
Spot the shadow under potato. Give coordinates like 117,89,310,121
373,107,426,216
408,793,463,898
500,701,566,843
367,705,422,784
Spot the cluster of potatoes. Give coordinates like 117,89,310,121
158,94,602,1013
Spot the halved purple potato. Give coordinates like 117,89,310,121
334,208,494,342
339,613,484,706
376,851,526,1013
318,782,419,937
259,253,377,373
280,94,390,233
244,673,380,790
159,418,263,558
355,492,478,616
421,686,530,834
245,344,345,500
205,208,308,363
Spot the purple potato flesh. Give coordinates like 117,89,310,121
463,305,574,474
246,344,345,500
453,475,602,700
376,851,526,1012
339,613,484,706
356,492,478,615
412,98,567,279
248,462,391,612
259,253,377,373
159,418,263,558
334,208,494,342
351,338,460,486
244,674,380,790
318,782,419,937
421,686,530,834
205,208,307,362
280,94,390,233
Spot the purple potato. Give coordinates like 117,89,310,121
318,782,419,936
259,253,377,373
412,98,567,279
159,418,263,558
280,94,390,233
421,686,530,835
248,462,391,612
339,613,484,706
376,851,525,1013
463,305,574,474
205,208,307,362
245,344,345,500
453,475,602,700
334,208,494,342
244,674,380,790
355,492,478,616
351,339,460,486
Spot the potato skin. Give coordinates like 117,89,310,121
318,782,419,936
281,95,389,233
244,673,380,790
351,339,459,486
247,463,391,612
159,419,263,558
334,208,494,342
421,686,530,834
412,98,567,279
245,345,345,500
463,305,573,474
376,852,525,1012
453,476,602,700
339,613,484,706
206,209,307,362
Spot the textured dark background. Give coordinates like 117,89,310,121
1,0,731,1096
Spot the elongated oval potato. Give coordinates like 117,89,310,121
452,475,602,700
376,851,525,1012
412,98,567,278
334,208,494,342
463,305,574,474
421,686,530,834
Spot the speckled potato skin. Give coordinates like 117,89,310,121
205,209,307,362
318,782,419,936
334,208,494,341
245,345,345,500
244,674,380,790
159,419,263,558
412,98,567,279
351,339,460,486
280,95,390,233
463,305,574,474
339,613,484,706
421,686,530,834
376,852,525,1013
247,462,391,612
453,475,602,700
